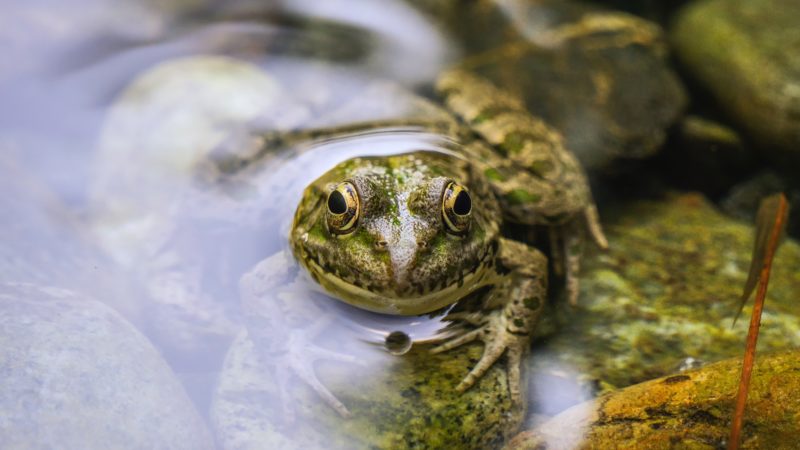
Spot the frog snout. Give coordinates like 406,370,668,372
388,242,419,294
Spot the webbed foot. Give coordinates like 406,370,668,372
253,316,360,421
240,251,361,420
430,309,528,404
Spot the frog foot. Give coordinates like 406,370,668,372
551,205,608,306
255,319,360,421
430,310,528,404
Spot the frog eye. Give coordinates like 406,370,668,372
442,181,471,235
326,181,360,235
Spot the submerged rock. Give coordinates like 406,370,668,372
671,0,800,168
0,155,142,325
508,350,800,449
527,193,800,409
91,56,284,366
0,283,213,449
212,329,522,450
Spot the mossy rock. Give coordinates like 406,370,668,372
529,193,800,399
212,330,523,449
671,0,800,167
508,349,800,449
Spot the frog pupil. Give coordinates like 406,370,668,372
453,191,471,215
328,190,348,214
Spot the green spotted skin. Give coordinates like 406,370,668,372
436,70,608,305
289,150,551,405
249,70,607,411
291,152,503,316
436,70,595,229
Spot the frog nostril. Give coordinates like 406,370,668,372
416,240,427,249
375,240,388,251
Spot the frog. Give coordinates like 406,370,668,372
235,69,607,419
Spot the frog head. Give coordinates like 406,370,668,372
290,151,501,315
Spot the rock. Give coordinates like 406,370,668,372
507,350,800,449
0,156,142,325
526,193,800,413
671,0,800,168
0,283,213,449
412,0,687,171
211,329,522,450
90,56,285,364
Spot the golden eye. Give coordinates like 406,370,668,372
442,181,471,235
326,181,360,235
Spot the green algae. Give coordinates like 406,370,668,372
530,193,800,393
212,331,523,450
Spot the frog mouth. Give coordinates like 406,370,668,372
303,257,495,316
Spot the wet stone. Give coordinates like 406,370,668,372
90,56,287,367
0,155,143,326
671,0,800,168
526,193,800,412
0,283,213,449
212,330,523,450
508,350,800,449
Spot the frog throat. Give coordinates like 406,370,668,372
302,254,496,316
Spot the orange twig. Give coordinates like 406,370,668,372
728,193,789,450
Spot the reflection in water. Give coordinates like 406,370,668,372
0,1,589,448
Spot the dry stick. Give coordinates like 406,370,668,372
727,193,789,450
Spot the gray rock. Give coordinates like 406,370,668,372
526,193,800,418
0,283,214,450
90,56,282,364
0,156,142,325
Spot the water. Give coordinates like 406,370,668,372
0,2,506,445
4,1,789,449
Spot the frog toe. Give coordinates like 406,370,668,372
290,359,352,419
434,311,528,403
454,335,506,393
266,327,358,419
443,311,486,326
308,345,363,365
268,352,352,422
430,327,483,354
558,206,609,305
454,325,526,406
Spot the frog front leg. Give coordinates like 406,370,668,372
437,69,608,304
432,238,547,404
239,250,358,419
